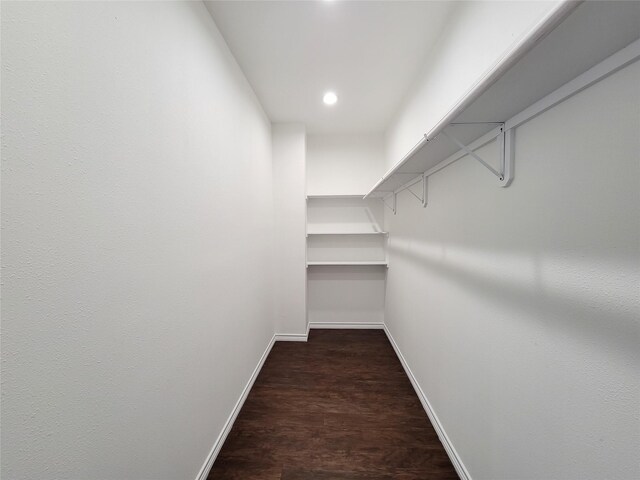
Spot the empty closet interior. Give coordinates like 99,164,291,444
2,1,639,480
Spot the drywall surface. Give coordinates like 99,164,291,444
307,133,385,195
384,61,640,479
307,235,386,264
1,2,275,479
306,197,385,234
272,124,307,334
307,266,386,325
385,0,558,171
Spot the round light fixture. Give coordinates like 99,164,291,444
323,91,338,106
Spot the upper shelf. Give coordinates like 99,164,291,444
365,1,640,198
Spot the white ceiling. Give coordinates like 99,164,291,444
204,1,456,134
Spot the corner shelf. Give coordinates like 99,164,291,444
306,261,388,267
305,194,388,325
306,194,368,200
306,231,388,236
365,2,640,209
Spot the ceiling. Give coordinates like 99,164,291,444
204,1,456,134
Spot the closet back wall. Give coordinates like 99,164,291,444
307,134,385,195
1,2,275,479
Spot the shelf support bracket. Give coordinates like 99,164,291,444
499,128,514,187
407,174,428,207
383,193,396,215
441,126,506,182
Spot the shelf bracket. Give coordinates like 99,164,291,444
441,125,508,183
383,193,397,215
499,128,514,187
407,174,428,207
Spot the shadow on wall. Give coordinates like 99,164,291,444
387,240,639,363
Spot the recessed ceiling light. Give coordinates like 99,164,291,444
323,91,338,106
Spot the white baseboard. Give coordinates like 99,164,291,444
194,334,277,480
274,333,308,342
308,322,385,330
383,325,470,480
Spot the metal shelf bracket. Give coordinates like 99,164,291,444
499,127,515,187
441,124,511,184
383,193,397,215
407,174,428,207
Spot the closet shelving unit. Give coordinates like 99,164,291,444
305,194,387,325
364,1,640,212
305,195,388,268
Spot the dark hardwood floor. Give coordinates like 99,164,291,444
209,329,458,479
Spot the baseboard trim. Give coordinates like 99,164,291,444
274,333,308,342
194,334,277,480
383,325,471,480
308,322,385,330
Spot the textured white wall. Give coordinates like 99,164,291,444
272,124,307,334
307,265,386,325
385,61,640,480
307,133,385,195
1,2,275,479
385,1,557,171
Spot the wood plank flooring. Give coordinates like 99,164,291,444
208,329,458,479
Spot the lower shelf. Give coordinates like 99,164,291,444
306,261,388,267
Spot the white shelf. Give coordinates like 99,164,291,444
305,189,389,325
306,261,388,267
307,231,388,236
307,195,386,234
306,194,368,200
365,1,640,199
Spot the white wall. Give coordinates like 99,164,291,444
1,2,275,479
385,1,558,171
385,60,640,480
272,124,307,334
306,197,385,234
307,266,386,326
307,133,385,195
